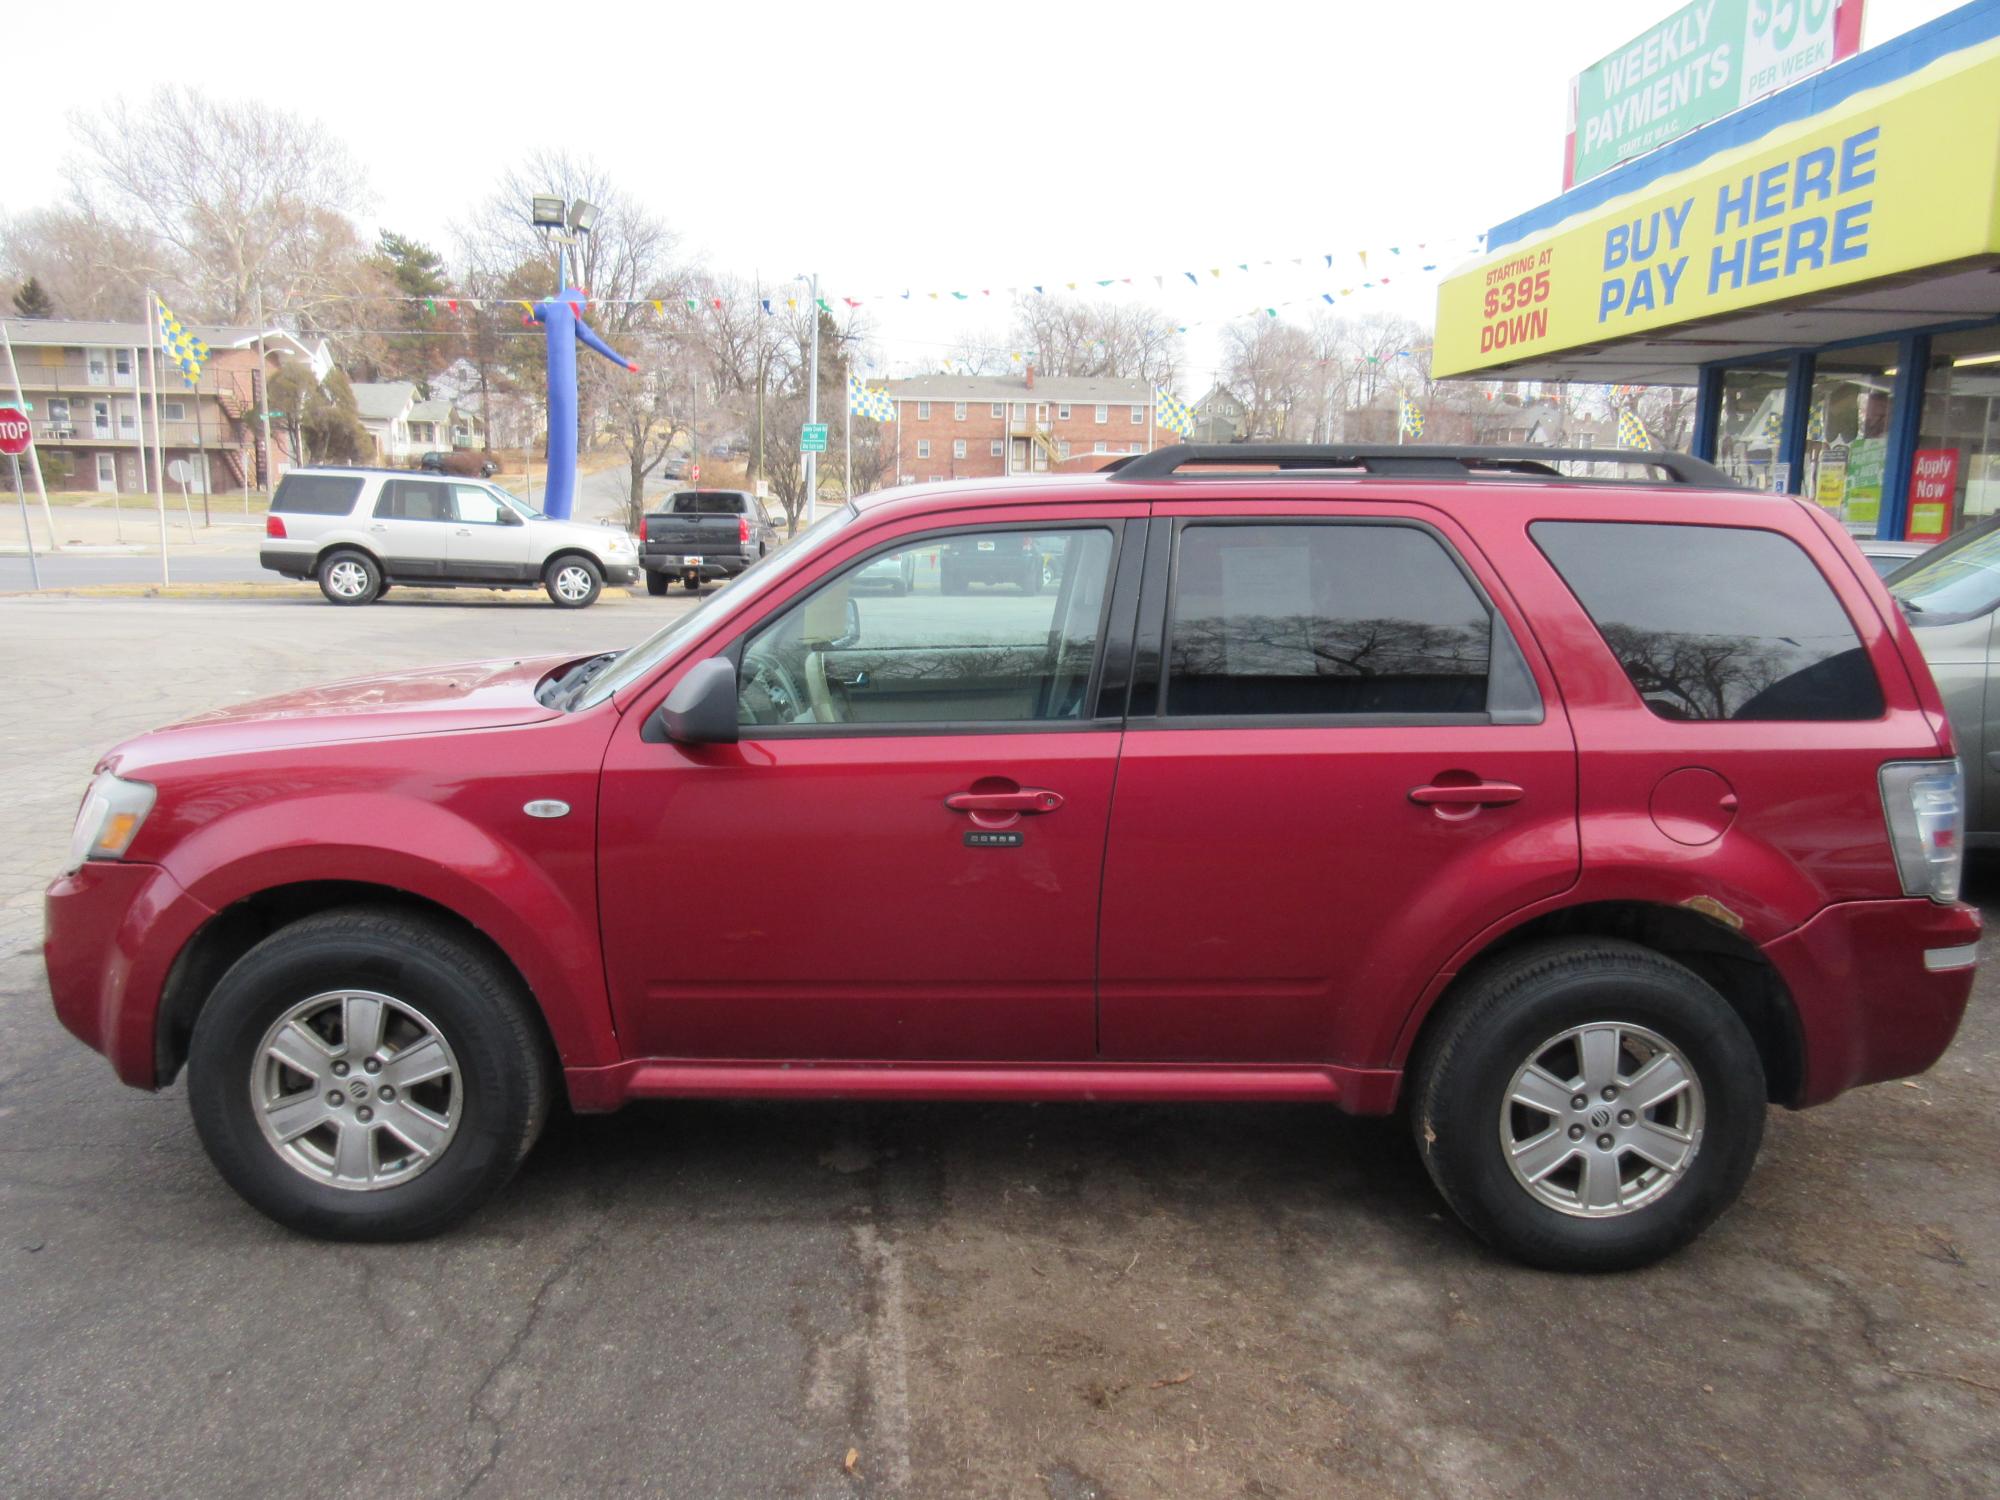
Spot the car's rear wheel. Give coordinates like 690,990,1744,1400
318,549,381,606
544,555,602,608
1410,938,1765,1271
187,907,553,1241
645,571,669,596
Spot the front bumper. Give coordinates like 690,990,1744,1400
604,562,641,587
45,861,215,1090
1763,897,1981,1106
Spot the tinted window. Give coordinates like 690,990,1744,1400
270,474,363,515
670,492,746,515
1533,522,1883,721
374,479,452,521
1165,524,1490,717
739,528,1115,727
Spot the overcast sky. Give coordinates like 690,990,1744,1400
8,0,1964,385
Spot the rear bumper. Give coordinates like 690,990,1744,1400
1763,897,1981,1106
641,553,750,579
45,861,215,1090
259,547,313,580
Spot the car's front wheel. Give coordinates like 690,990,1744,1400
187,908,554,1241
544,555,602,608
1410,938,1765,1271
317,549,381,606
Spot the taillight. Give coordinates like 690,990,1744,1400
738,516,751,544
638,517,647,542
1880,759,1964,903
265,513,287,538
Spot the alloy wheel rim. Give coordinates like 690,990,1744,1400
329,560,369,597
1499,1021,1704,1218
250,989,462,1191
555,565,592,601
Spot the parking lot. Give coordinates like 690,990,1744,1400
2,591,1998,1499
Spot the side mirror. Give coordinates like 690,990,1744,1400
500,507,525,526
646,657,739,744
838,597,861,648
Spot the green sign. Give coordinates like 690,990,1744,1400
1844,435,1885,526
799,423,828,453
1566,0,1856,187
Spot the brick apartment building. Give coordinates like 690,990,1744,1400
881,372,1170,483
1,317,321,495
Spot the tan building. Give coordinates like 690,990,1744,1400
1,317,323,494
880,371,1171,484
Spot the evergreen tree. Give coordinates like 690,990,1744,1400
13,277,55,318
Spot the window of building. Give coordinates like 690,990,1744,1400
736,527,1115,728
953,439,967,458
990,440,1004,456
1533,521,1882,721
1130,404,1144,424
1911,326,2000,539
1130,442,1144,453
1798,342,1897,534
991,402,1004,418
1165,524,1492,718
1095,404,1109,424
954,402,967,420
917,401,931,420
47,397,70,424
1059,405,1072,421
1058,440,1071,459
1013,402,1028,420
161,401,186,422
927,475,942,483
1036,404,1048,422
1715,367,1790,493
114,350,133,378
1093,440,1107,454
917,439,931,459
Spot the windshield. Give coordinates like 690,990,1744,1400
575,505,858,708
1888,518,2000,621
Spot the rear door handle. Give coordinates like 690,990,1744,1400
946,788,1065,814
1409,781,1524,807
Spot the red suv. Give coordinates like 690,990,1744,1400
44,445,1979,1270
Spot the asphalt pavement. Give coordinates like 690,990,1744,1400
1,595,1997,1498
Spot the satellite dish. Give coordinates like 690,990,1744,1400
167,459,192,483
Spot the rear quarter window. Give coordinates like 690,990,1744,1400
1532,521,1883,722
271,474,364,516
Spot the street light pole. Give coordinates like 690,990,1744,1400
803,270,819,526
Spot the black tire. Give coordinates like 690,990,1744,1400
1022,560,1043,595
543,554,602,608
187,907,554,1242
1409,938,1765,1272
645,571,669,597
317,549,381,606
940,563,965,595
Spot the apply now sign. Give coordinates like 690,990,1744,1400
1434,41,2000,377
1565,0,1862,187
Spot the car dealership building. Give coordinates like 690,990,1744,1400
1434,0,2000,542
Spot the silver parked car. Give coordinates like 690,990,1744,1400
1885,518,2000,841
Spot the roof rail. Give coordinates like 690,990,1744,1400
1107,443,1739,488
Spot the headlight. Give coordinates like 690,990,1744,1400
63,773,157,874
605,536,634,554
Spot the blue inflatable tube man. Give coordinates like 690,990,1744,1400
529,247,638,520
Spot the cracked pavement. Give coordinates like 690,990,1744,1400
2,596,1997,1498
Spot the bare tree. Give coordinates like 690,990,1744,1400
1221,318,1317,439
70,89,373,326
0,204,179,320
1007,296,1181,384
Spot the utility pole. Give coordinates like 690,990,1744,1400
803,271,819,525
253,284,273,491
753,270,765,488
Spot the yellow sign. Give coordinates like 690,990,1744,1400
1814,462,1847,511
1435,43,2000,377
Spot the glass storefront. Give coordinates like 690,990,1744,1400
1913,326,2000,540
1714,368,1788,492
1800,343,1896,534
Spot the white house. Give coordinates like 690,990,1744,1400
349,381,419,463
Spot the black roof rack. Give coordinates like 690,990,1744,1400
1105,443,1739,488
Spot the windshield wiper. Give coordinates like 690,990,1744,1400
548,651,620,709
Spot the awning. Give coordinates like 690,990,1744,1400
1433,29,2000,383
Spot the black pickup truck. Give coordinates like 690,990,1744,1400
639,489,781,594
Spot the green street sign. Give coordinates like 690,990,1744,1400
799,423,828,453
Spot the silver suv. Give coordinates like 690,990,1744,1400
260,468,640,608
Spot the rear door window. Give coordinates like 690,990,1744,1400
270,474,363,515
374,479,452,521
1532,521,1883,721
1164,523,1494,718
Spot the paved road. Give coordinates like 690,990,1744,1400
2,597,1997,1498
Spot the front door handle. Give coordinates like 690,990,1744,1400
945,788,1065,814
1409,780,1524,807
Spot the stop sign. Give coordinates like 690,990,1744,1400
0,407,29,456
